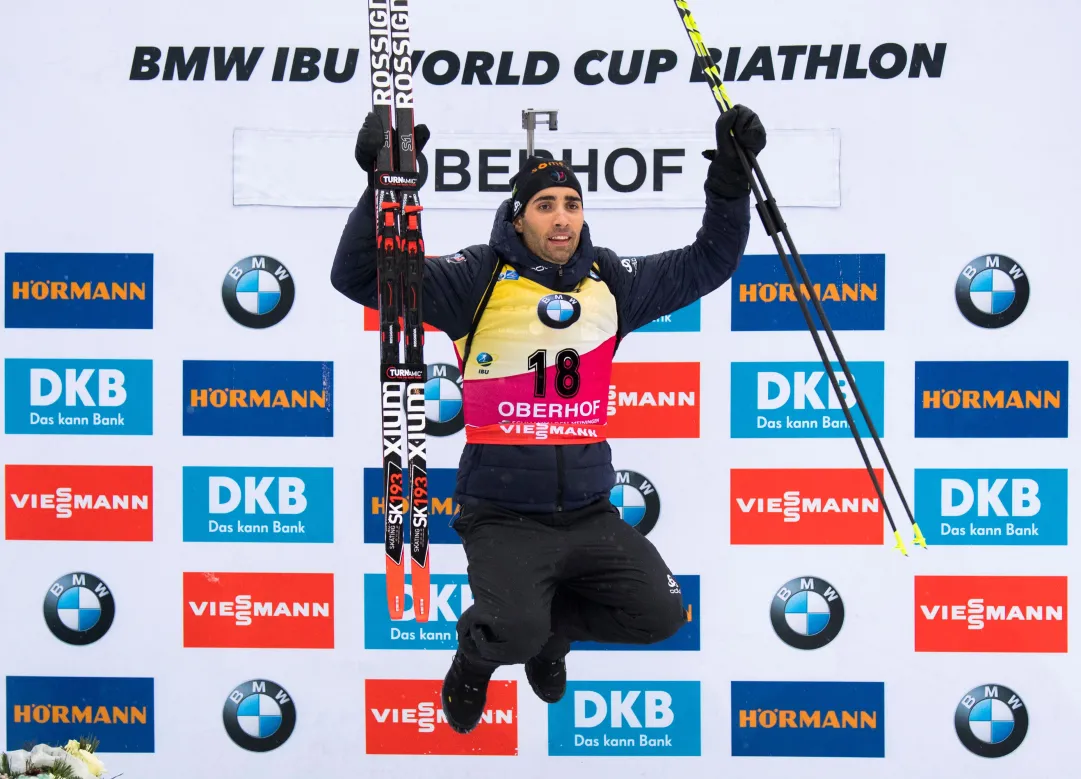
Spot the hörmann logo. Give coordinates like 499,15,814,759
914,575,1067,653
731,361,884,438
731,253,885,332
183,572,334,649
915,469,1067,546
364,466,459,545
4,359,153,435
730,468,884,545
5,252,153,330
182,360,333,437
129,44,947,85
4,464,153,541
914,361,1068,438
730,681,884,758
6,676,155,752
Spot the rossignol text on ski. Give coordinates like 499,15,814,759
368,0,430,621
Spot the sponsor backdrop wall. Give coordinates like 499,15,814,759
1,0,1076,776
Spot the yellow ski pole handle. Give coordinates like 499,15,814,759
673,0,733,113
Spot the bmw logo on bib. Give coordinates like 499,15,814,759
537,293,581,329
222,255,296,329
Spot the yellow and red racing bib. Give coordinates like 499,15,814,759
453,264,618,444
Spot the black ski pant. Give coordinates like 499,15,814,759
451,496,688,673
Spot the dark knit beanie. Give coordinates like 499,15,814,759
509,157,583,219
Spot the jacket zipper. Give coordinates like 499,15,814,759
555,446,564,512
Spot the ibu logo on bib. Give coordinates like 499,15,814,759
548,681,701,756
4,359,153,435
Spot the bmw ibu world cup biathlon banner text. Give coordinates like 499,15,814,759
1,0,1078,777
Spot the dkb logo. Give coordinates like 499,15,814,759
4,359,153,435
548,681,701,756
730,361,884,439
916,469,1067,546
182,466,333,543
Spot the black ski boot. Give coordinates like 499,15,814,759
441,651,492,734
525,654,567,704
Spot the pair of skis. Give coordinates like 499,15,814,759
368,0,430,619
672,0,927,556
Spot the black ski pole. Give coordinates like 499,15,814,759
671,0,925,555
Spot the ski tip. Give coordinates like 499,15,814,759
912,523,929,549
892,530,908,557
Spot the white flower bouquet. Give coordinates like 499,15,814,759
0,737,114,779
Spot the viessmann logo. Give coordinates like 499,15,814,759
4,464,153,541
183,572,334,648
606,362,699,438
729,468,884,545
365,679,517,755
914,575,1067,653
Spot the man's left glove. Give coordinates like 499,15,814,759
354,110,431,181
703,104,766,199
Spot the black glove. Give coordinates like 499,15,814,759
703,104,766,199
354,110,431,175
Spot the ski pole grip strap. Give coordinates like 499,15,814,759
755,197,785,238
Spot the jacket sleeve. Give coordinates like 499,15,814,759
606,187,751,335
330,186,489,341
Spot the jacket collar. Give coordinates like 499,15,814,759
488,197,596,290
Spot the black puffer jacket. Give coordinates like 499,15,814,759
330,185,750,514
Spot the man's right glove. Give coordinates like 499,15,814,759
354,110,431,182
703,104,766,199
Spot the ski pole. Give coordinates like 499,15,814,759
671,0,925,556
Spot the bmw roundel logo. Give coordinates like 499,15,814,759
537,294,581,329
425,362,464,436
770,576,844,650
955,254,1029,328
610,470,661,536
222,255,295,329
224,679,297,752
44,572,114,646
955,684,1028,758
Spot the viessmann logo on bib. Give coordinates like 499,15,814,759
182,572,334,648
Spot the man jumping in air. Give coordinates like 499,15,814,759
331,104,766,734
